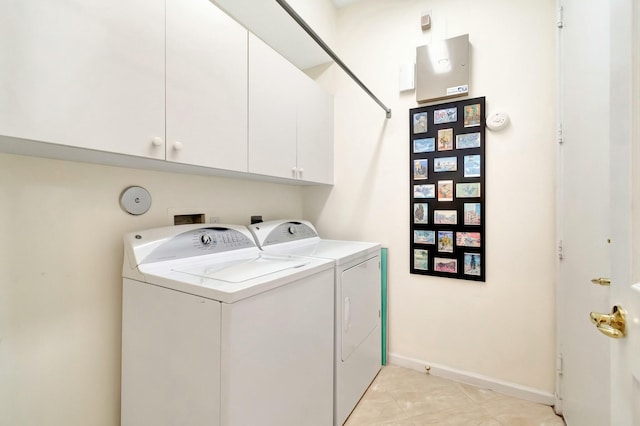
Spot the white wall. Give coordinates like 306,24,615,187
0,153,303,425
305,0,557,393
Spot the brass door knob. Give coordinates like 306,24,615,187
589,305,626,338
590,277,611,286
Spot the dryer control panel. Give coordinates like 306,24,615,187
250,221,318,247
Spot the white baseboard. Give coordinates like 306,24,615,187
387,352,555,406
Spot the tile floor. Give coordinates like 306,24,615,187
344,365,565,426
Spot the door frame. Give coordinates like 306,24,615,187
610,1,639,425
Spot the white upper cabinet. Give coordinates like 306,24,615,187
296,75,334,184
1,1,331,184
166,0,248,171
248,34,298,180
0,0,166,159
248,34,333,184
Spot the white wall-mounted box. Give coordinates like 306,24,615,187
416,34,469,103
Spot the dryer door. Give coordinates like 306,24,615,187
341,255,381,361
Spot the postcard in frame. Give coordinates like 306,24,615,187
437,230,454,252
456,132,481,149
463,155,481,177
413,159,428,180
434,107,457,124
463,103,481,127
456,232,481,247
434,210,457,225
456,182,481,198
414,230,435,244
464,253,481,276
437,128,454,151
433,156,457,173
413,203,429,224
414,184,435,199
413,112,428,134
413,137,436,153
463,203,481,225
437,180,454,201
434,257,457,273
414,249,429,270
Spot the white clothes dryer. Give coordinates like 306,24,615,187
248,220,382,426
121,224,334,426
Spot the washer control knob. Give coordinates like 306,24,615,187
200,233,213,246
288,226,297,235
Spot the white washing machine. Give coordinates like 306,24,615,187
248,220,382,426
121,224,335,426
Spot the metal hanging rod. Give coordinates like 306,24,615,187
275,0,392,119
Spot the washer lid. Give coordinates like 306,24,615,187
136,253,332,303
172,253,310,283
260,239,380,265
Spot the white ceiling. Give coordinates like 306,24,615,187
212,0,368,69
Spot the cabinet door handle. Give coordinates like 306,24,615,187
298,167,304,179
173,141,184,151
151,136,163,147
292,167,297,178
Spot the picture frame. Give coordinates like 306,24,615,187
409,97,486,282
413,112,428,134
434,257,457,273
463,104,481,127
434,210,457,225
414,230,435,244
434,107,457,124
463,155,481,177
413,203,429,224
414,184,435,199
456,232,481,247
413,137,436,153
456,182,481,198
464,203,481,225
437,180,454,202
437,231,454,252
437,128,454,151
413,159,428,180
434,156,458,173
414,249,430,270
456,132,481,149
463,253,481,276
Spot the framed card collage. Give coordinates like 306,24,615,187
409,96,485,282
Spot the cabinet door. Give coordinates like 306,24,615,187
0,0,165,159
296,76,334,184
248,34,297,180
166,0,248,171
